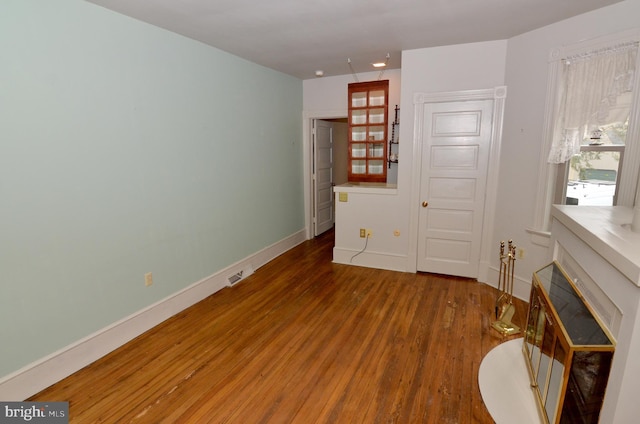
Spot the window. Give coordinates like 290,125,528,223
530,30,640,240
549,42,637,207
555,109,629,207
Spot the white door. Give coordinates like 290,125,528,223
313,119,334,236
417,100,493,278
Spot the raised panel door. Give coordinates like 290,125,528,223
417,100,493,277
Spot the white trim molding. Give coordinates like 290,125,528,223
0,229,306,401
332,247,407,272
484,264,532,302
408,86,507,280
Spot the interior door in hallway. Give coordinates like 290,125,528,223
313,119,334,236
417,99,493,278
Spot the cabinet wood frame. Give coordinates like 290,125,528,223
347,80,389,183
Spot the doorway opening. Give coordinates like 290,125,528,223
312,118,348,237
303,113,348,240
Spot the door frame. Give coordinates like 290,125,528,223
313,119,335,236
407,87,507,280
303,110,347,240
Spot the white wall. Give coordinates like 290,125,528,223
492,0,640,298
303,70,401,112
0,0,304,396
400,41,508,95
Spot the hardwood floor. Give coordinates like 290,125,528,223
31,229,527,423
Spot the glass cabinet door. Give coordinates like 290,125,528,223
561,350,614,423
535,308,554,392
369,89,386,106
524,285,540,355
351,91,367,108
526,293,546,382
545,339,566,423
347,80,389,182
537,313,555,413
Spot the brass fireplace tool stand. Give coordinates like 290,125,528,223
492,240,520,336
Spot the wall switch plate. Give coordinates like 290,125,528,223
144,272,153,287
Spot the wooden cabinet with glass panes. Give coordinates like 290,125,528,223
348,80,389,182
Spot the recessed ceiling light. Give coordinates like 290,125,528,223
372,53,391,68
315,70,324,77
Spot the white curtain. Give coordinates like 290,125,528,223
548,43,638,164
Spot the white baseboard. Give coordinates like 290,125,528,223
0,229,306,401
332,247,408,272
332,251,530,300
478,260,491,284
482,264,531,302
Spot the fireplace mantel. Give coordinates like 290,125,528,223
552,205,640,286
550,205,640,423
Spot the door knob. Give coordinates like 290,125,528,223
422,201,429,208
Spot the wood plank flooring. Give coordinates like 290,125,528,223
30,229,527,423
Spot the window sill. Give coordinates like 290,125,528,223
526,227,551,247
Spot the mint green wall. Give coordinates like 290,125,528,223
0,0,303,377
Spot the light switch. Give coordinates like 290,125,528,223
339,192,348,202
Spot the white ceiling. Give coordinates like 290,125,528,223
87,0,622,80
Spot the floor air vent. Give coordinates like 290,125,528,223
227,266,254,286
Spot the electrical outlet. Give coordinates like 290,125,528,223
360,228,366,238
517,248,525,259
366,229,373,238
144,272,153,287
